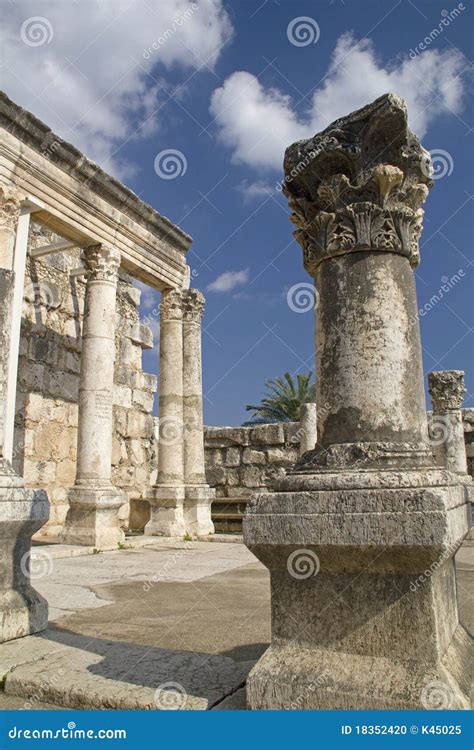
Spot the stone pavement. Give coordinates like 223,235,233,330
0,539,270,710
0,539,471,710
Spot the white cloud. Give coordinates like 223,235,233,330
209,33,466,171
235,179,275,202
207,268,250,292
1,0,232,176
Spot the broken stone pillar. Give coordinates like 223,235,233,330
243,94,471,709
299,402,317,457
428,371,472,542
182,289,215,536
428,371,468,475
146,290,185,536
0,184,49,641
62,245,126,547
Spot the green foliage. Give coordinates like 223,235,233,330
244,371,315,424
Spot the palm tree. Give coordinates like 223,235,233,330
244,371,315,424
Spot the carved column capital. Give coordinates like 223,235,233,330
160,289,183,321
182,289,205,323
83,245,120,283
0,184,24,233
283,93,432,272
428,370,465,411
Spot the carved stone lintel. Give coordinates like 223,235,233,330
83,245,120,283
283,93,432,271
0,184,24,233
182,289,205,323
160,289,183,321
428,370,465,411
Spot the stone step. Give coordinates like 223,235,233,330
1,632,253,710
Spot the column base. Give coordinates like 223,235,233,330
145,485,186,537
243,467,472,710
0,462,49,642
61,485,126,547
184,485,215,537
246,626,471,710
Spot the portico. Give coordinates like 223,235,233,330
0,92,214,640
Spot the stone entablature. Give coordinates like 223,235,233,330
0,91,190,290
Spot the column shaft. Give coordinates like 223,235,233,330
146,290,185,536
182,289,214,536
62,245,125,547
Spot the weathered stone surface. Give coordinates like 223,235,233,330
244,94,471,710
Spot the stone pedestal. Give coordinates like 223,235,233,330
62,245,125,547
146,290,186,536
182,290,215,536
0,187,49,641
243,94,471,709
299,402,317,457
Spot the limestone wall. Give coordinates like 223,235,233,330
203,423,301,502
203,414,474,506
14,223,157,538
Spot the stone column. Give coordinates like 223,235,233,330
62,245,126,547
428,371,468,474
298,402,317,457
145,290,185,536
0,183,49,642
243,94,471,709
182,289,215,536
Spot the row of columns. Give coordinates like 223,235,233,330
146,288,215,538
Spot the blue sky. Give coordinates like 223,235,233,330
3,0,473,425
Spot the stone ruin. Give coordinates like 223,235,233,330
243,93,472,709
0,89,471,709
